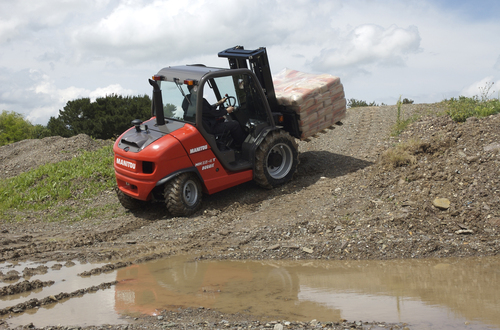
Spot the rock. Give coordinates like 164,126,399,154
400,200,416,207
487,218,500,226
433,172,447,180
455,229,474,235
157,316,164,320
282,244,300,249
466,156,479,162
302,247,314,254
433,198,450,210
266,244,280,251
484,142,500,153
274,324,284,330
340,240,348,249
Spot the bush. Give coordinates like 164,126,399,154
445,82,500,122
0,111,51,146
347,99,378,108
445,96,500,122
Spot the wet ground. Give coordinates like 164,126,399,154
1,105,499,329
2,255,499,329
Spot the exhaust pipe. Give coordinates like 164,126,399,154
149,79,165,126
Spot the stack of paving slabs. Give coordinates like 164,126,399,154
273,68,346,140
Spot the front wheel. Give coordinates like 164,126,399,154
254,130,299,189
116,189,146,211
164,173,202,217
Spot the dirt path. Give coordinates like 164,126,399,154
1,104,499,329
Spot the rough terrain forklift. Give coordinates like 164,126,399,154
113,46,302,216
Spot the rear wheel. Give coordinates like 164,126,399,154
254,130,299,189
164,173,202,216
116,189,146,211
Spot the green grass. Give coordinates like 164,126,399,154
445,96,500,122
0,145,117,221
445,82,500,121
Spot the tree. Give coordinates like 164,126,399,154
0,110,34,146
31,124,52,139
47,116,72,137
49,94,152,139
164,103,176,118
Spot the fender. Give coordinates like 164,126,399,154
245,126,282,173
155,167,202,187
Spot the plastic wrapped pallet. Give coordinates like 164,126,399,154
273,68,346,140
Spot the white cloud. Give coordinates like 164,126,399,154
89,84,135,101
0,68,136,125
461,76,499,99
1,0,500,125
311,24,421,74
0,0,106,43
70,0,344,64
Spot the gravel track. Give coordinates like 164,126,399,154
0,103,499,329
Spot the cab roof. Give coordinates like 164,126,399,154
155,65,227,83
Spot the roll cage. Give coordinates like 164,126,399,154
152,66,279,172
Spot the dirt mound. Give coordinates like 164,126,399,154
0,105,499,328
361,113,500,255
0,134,112,179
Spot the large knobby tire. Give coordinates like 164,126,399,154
254,130,299,189
116,189,146,211
164,173,202,217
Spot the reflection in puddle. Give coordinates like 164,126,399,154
4,256,500,329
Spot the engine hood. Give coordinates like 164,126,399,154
117,118,185,153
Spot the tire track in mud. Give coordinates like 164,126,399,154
0,218,151,262
348,106,376,152
0,281,117,316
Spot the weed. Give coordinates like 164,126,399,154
380,139,421,168
445,82,500,122
391,96,415,136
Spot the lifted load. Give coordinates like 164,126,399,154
113,46,345,216
273,69,346,139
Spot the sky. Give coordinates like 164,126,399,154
1,0,500,125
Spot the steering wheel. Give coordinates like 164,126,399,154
224,95,237,107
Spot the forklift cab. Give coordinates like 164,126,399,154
152,66,277,171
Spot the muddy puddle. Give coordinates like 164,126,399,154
1,256,500,329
